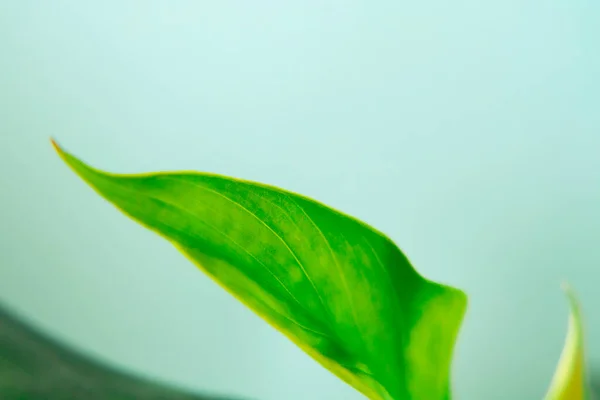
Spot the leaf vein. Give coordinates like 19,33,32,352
168,177,329,313
282,194,361,331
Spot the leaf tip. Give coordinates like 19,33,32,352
50,138,69,162
559,281,581,311
50,137,61,152
560,280,572,294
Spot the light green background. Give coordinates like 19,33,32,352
1,2,598,399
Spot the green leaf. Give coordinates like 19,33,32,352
544,284,591,400
0,303,242,400
52,140,468,400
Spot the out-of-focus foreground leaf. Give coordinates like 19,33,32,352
0,303,243,400
544,284,591,400
52,141,467,400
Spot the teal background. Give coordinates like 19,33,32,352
1,2,599,399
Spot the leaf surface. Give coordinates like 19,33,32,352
52,141,467,400
544,284,591,400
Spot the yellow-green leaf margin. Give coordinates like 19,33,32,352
52,140,468,400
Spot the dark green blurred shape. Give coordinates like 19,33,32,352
590,367,600,399
0,304,244,400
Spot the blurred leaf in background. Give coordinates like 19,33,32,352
0,303,244,400
544,284,592,400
